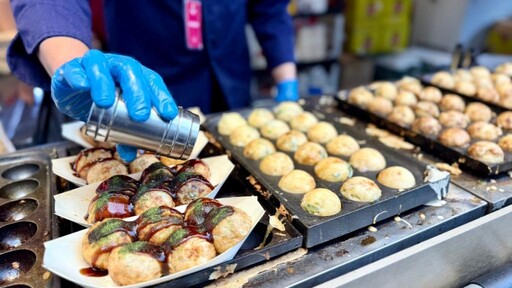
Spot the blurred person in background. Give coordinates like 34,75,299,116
7,0,298,160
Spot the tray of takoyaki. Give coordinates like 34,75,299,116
52,131,209,186
422,63,512,111
53,155,234,227
203,102,450,248
43,196,265,287
337,77,512,176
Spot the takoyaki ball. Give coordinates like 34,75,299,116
210,206,252,253
467,141,505,164
411,116,442,137
96,175,138,195
74,148,114,179
387,106,415,127
247,108,274,128
133,185,175,215
141,162,174,185
474,78,494,89
290,111,319,132
86,159,128,184
467,121,502,141
170,172,214,205
86,191,133,224
260,152,294,176
294,142,328,166
455,69,473,82
438,128,471,147
260,119,290,140
307,122,338,144
498,134,512,152
368,97,393,117
274,101,304,122
276,130,308,152
492,73,511,86
497,112,512,130
348,86,374,109
395,90,418,106
500,95,512,110
173,159,211,181
278,170,316,194
476,87,500,103
184,198,223,227
229,125,260,147
377,166,416,189
397,79,422,95
136,206,183,245
455,80,477,96
217,112,247,135
419,86,442,103
129,154,160,174
439,94,465,112
496,62,512,77
438,111,469,129
374,82,398,100
160,157,185,167
340,176,381,202
243,138,276,160
414,101,440,118
470,66,491,79
431,71,455,89
465,102,493,123
314,157,353,183
82,219,135,270
326,135,360,157
349,148,386,172
108,242,166,286
300,188,342,217
167,228,217,272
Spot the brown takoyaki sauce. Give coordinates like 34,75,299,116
165,227,213,250
86,193,134,223
130,185,173,206
96,175,139,195
136,206,184,241
174,159,206,174
204,206,235,232
184,198,223,226
80,267,108,277
87,220,137,267
169,172,214,195
72,147,114,174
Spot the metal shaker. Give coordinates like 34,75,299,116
84,92,200,159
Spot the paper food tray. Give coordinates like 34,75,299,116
61,108,205,149
54,155,234,227
52,131,209,186
44,196,264,288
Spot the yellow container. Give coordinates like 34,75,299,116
382,0,412,22
487,20,512,54
346,23,382,55
379,20,410,52
346,0,385,26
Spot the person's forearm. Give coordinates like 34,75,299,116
0,0,16,31
272,62,297,83
37,36,89,76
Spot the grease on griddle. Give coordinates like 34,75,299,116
360,236,376,246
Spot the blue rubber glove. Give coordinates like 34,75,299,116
51,49,178,162
275,79,299,102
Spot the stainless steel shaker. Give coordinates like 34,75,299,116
84,92,200,159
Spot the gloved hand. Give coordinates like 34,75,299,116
51,49,178,162
275,79,299,102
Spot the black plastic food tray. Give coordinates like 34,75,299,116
204,106,449,248
421,74,507,113
0,151,57,288
337,90,512,176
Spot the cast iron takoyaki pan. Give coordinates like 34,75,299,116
336,88,512,176
204,105,449,248
0,151,57,287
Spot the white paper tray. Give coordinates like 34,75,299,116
52,131,209,186
54,155,234,227
61,107,205,149
44,196,264,288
